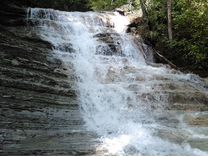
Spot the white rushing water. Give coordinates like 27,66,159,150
28,8,208,156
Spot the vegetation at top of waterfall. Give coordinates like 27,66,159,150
138,0,208,77
88,0,129,11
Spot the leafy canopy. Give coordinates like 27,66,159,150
89,0,128,11
145,0,208,72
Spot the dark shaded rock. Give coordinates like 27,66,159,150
114,8,125,16
127,17,143,32
0,1,27,27
94,33,123,56
1,0,90,12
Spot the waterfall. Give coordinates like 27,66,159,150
27,8,208,156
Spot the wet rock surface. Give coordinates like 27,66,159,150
0,7,98,156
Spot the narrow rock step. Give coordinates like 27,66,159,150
127,81,202,92
0,109,83,123
171,103,208,111
1,129,97,143
0,66,74,88
0,44,50,63
168,90,208,105
188,138,208,152
0,149,97,156
0,97,79,110
0,86,77,106
0,63,69,79
184,113,208,126
0,58,68,79
136,91,208,106
0,78,75,96
0,120,85,130
1,129,98,156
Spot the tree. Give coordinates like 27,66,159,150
167,0,173,40
142,0,208,76
139,0,148,17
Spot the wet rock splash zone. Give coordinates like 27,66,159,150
1,7,208,156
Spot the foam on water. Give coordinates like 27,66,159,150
28,8,208,156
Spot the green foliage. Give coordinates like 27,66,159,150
89,0,128,11
132,0,140,9
144,0,208,73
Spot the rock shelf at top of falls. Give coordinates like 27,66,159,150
0,7,208,156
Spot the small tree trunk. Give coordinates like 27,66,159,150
167,0,173,40
140,0,147,17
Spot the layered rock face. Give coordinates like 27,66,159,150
0,3,97,156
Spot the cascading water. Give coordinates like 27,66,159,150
27,8,208,156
